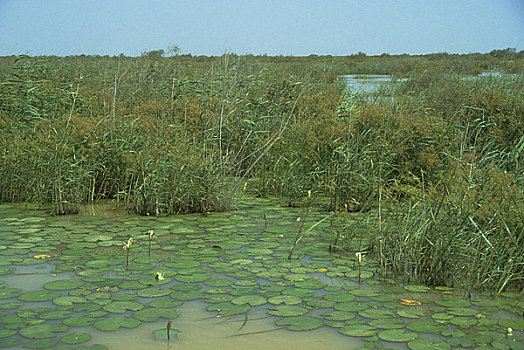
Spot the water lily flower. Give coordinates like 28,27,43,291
148,229,154,240
307,190,311,199
155,272,165,281
355,252,362,263
123,237,133,250
507,328,513,336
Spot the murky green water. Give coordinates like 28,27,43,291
0,198,522,349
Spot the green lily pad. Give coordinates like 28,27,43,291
94,316,141,331
63,316,95,327
334,302,368,312
53,296,87,306
275,316,324,331
0,288,22,299
174,273,209,283
408,339,451,350
23,338,58,349
338,324,376,337
406,320,447,333
166,260,200,269
369,318,405,329
499,318,524,331
324,293,356,302
20,323,68,339
378,329,418,342
435,297,470,308
18,290,60,302
39,310,73,320
321,311,356,321
61,333,92,345
268,295,302,305
103,301,144,313
43,280,85,291
231,295,267,306
268,305,309,317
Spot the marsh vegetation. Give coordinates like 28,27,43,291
0,50,523,295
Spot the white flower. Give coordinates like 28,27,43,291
123,237,133,250
355,252,362,263
148,229,154,240
155,272,164,281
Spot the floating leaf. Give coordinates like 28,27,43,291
268,305,309,317
0,288,22,299
406,320,447,333
404,285,430,293
408,339,451,350
94,316,141,331
338,324,376,337
103,301,144,313
231,295,267,306
268,295,302,305
20,323,68,339
137,287,172,298
378,329,418,342
400,298,422,306
60,333,92,345
174,273,209,283
18,290,59,302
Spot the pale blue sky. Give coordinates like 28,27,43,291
0,0,522,56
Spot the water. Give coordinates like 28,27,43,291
339,74,407,94
0,199,522,350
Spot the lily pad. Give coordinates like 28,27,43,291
174,273,209,283
268,295,302,305
408,339,451,350
231,295,267,306
275,316,324,331
18,290,60,302
0,288,22,299
378,329,418,342
406,320,447,333
103,301,144,313
94,316,141,331
60,333,92,345
338,324,376,337
63,316,95,327
20,323,68,339
268,305,309,317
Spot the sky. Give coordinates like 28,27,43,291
0,0,523,56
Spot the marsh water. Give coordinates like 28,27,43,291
0,198,522,350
